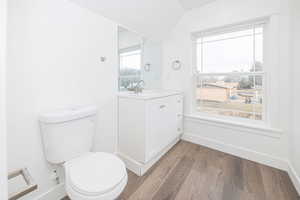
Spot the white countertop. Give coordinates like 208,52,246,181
118,90,182,100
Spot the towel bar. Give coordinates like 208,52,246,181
8,168,38,200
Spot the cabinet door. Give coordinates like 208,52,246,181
146,97,171,162
118,98,146,163
145,95,182,162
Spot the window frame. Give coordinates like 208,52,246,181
191,21,269,125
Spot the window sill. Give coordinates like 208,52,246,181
184,114,283,139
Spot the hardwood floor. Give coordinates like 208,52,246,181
62,141,300,200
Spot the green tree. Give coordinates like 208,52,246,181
238,77,252,89
237,62,263,89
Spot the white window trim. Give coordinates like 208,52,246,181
191,18,269,38
191,19,270,126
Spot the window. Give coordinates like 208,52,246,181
119,49,141,90
195,24,265,121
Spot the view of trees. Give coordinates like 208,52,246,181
237,61,263,89
198,62,263,89
221,61,263,89
119,68,141,89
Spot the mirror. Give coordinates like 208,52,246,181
118,26,142,91
118,26,162,91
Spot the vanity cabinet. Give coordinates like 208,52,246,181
118,91,183,175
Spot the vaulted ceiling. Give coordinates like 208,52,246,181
178,0,216,10
71,0,216,40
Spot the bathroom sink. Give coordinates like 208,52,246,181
118,90,182,100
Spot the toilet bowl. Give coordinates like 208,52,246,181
39,106,127,200
65,152,127,200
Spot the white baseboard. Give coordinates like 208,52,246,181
118,137,180,176
34,183,66,200
117,152,143,175
182,133,288,171
288,162,300,195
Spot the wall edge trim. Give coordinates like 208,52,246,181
288,162,300,195
181,132,288,171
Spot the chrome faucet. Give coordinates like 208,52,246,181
134,80,145,94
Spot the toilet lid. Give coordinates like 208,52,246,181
66,152,126,196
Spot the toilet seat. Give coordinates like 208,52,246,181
65,152,127,200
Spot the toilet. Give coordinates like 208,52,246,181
39,105,127,200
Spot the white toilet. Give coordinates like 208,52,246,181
39,105,127,200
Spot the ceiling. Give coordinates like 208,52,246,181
178,0,216,10
71,0,216,40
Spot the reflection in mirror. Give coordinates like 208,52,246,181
118,26,162,91
142,40,162,89
118,26,142,91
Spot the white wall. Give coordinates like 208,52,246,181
0,0,8,199
162,0,292,169
5,0,298,198
291,0,300,188
7,0,118,199
70,0,184,41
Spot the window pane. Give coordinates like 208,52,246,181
196,75,263,120
197,42,202,71
120,50,141,76
201,34,254,73
254,29,263,71
197,27,264,73
255,26,263,34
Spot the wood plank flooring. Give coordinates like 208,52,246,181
62,141,300,200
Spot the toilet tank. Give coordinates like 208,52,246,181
39,105,98,164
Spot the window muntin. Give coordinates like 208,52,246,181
195,25,265,121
